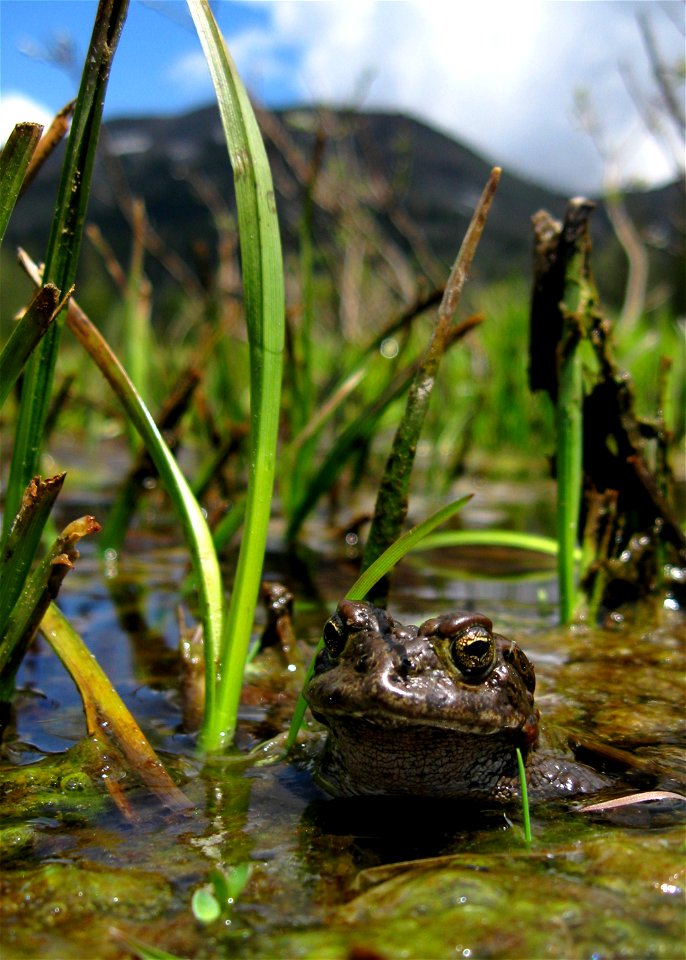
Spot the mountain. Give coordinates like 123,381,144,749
5,104,683,308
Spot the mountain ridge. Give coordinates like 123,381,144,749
5,103,683,308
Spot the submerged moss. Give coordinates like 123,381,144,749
0,824,35,864
251,830,683,960
0,863,173,960
0,737,112,821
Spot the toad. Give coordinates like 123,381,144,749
304,600,613,803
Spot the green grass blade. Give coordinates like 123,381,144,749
0,284,71,410
110,931,183,960
285,494,473,749
346,494,473,601
19,249,224,732
516,747,532,846
122,199,152,443
188,0,285,752
411,530,563,556
556,202,597,623
2,0,129,542
0,122,42,244
556,342,583,623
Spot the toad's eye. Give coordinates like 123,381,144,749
322,616,346,658
449,626,496,681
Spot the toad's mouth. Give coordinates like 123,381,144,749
310,704,537,739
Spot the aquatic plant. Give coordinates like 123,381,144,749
3,0,286,758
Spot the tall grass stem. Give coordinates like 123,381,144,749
361,169,500,588
188,0,285,752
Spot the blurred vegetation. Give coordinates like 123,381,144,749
2,179,682,494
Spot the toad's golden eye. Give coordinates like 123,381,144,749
322,616,346,658
450,625,496,681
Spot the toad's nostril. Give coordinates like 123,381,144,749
355,654,370,673
397,656,412,679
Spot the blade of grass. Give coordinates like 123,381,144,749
290,127,324,433
285,494,472,749
188,0,285,752
556,332,583,623
2,0,129,543
411,530,564,556
0,283,72,410
19,250,224,733
361,169,501,595
40,603,191,811
99,367,201,557
122,198,153,430
288,369,366,456
110,931,183,960
0,122,43,244
348,495,473,600
515,747,532,846
280,367,365,520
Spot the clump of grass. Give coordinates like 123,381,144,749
3,0,129,540
19,249,225,740
9,0,286,758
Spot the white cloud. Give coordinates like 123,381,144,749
166,49,213,89
0,92,53,144
260,0,684,193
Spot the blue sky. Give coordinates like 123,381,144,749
1,0,683,193
0,2,303,115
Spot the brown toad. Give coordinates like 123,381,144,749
304,600,611,803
